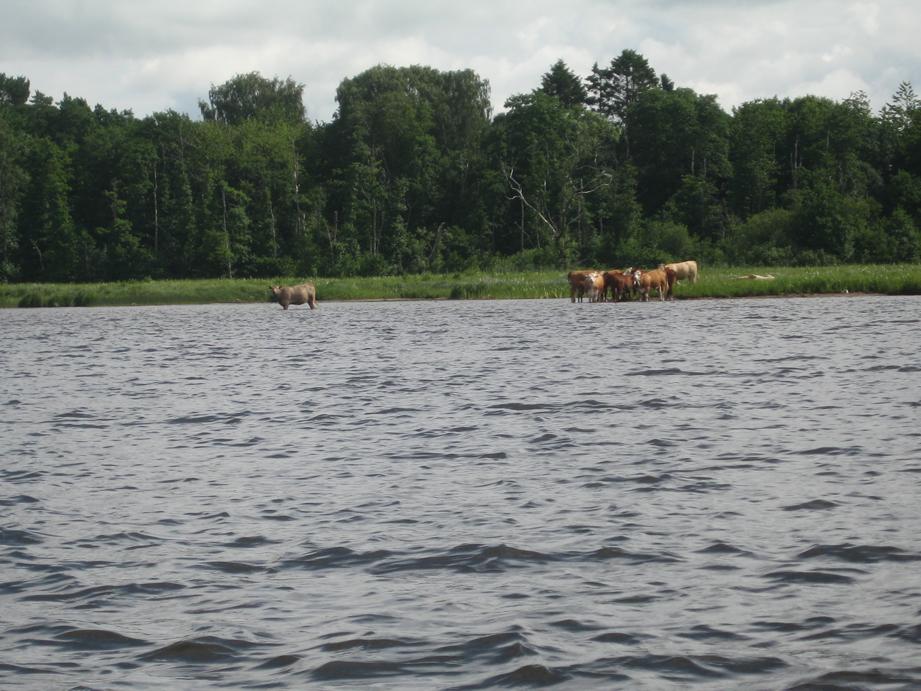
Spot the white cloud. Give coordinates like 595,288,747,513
1,0,919,121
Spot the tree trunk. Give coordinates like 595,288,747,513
268,192,277,258
152,159,159,255
221,186,232,278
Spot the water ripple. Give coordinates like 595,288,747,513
1,297,920,689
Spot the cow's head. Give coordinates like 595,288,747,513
631,270,643,287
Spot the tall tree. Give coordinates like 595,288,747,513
199,72,306,126
0,114,29,280
0,73,30,107
540,59,588,108
587,49,658,123
729,98,787,217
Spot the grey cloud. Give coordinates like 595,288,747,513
2,0,918,121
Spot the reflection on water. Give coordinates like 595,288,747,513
2,296,921,689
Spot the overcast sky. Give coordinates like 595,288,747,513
2,0,919,122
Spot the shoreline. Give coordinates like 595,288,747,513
2,264,919,308
1,289,909,310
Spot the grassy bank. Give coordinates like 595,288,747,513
2,264,920,308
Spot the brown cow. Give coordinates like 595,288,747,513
270,282,317,310
567,270,599,302
582,272,605,303
664,266,678,300
662,260,699,283
602,269,635,302
632,268,669,302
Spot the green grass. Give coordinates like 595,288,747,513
673,264,921,299
2,264,920,308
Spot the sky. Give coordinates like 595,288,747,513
2,0,919,122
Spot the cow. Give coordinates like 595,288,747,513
582,271,605,303
662,260,699,283
567,270,598,302
602,269,635,302
664,266,678,300
632,268,670,302
269,282,317,310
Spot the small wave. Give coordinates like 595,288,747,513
435,629,539,665
140,636,259,663
764,569,858,584
371,407,421,415
166,413,242,425
456,664,572,689
678,625,750,641
625,367,685,377
223,535,279,548
588,546,681,564
3,470,45,482
0,494,39,507
280,546,394,570
697,541,751,555
0,662,55,675
254,654,301,669
320,637,415,653
783,499,839,511
53,628,149,650
793,446,862,456
198,560,266,574
797,543,921,563
894,623,921,643
53,410,95,419
23,581,185,604
592,631,644,645
0,527,44,545
312,660,407,680
487,402,558,412
616,653,787,678
373,544,556,574
788,668,921,689
548,619,603,633
798,622,899,642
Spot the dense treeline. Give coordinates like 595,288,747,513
2,51,921,283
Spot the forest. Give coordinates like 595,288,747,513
1,50,921,284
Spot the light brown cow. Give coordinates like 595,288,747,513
567,270,599,302
582,272,605,303
270,282,317,310
662,260,699,283
632,268,669,302
602,269,635,302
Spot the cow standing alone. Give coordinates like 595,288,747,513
270,283,317,310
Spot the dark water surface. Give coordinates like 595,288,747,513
2,296,920,689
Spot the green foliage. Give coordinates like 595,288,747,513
540,60,588,108
587,49,658,122
1,57,920,286
199,72,306,125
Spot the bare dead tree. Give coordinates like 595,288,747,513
504,166,561,240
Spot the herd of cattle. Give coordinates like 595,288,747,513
567,260,699,303
267,260,699,309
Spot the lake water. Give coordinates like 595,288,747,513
2,295,920,690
